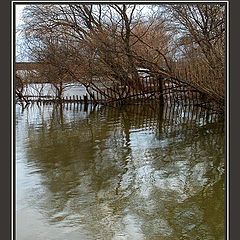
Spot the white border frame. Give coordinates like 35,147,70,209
11,2,229,240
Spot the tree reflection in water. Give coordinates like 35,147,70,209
16,102,224,239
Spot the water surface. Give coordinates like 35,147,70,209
16,102,224,240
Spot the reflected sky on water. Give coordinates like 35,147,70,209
16,102,224,240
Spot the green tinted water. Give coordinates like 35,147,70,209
16,103,224,240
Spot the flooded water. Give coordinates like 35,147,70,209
16,102,225,240
21,83,89,98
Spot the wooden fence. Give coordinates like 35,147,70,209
16,75,222,113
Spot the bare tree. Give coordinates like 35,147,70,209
165,4,225,103
20,3,225,106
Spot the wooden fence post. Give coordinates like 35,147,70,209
158,77,164,104
84,95,88,105
96,91,99,102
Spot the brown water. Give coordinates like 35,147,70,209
16,102,225,240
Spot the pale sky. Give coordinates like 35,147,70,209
15,4,27,61
15,4,26,27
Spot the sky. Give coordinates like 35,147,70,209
15,5,27,61
15,4,25,27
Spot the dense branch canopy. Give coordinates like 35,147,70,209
20,3,225,103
